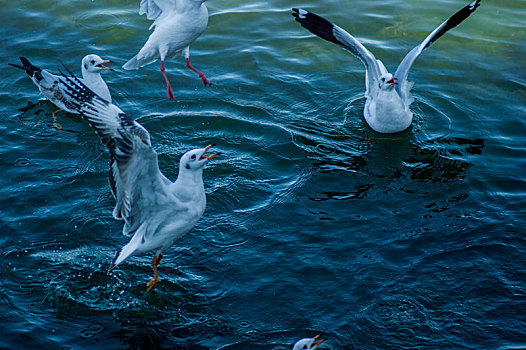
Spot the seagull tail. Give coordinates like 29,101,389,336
8,57,42,78
122,55,141,70
123,54,157,70
107,234,142,273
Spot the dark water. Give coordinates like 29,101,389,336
1,0,525,349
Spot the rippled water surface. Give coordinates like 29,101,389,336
1,0,525,349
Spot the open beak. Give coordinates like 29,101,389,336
96,60,114,71
387,77,397,85
312,335,326,348
199,144,220,161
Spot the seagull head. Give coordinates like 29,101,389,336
180,144,220,172
82,54,114,73
292,335,326,350
379,74,397,90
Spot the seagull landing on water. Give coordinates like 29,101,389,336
57,67,220,292
293,0,482,134
293,335,326,350
123,0,211,101
9,55,113,114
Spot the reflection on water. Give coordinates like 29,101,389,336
16,100,84,135
302,129,484,202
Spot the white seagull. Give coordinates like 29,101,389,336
58,67,219,292
123,0,211,101
292,0,482,133
9,55,113,113
293,335,326,350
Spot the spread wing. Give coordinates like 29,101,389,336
394,0,481,101
59,69,172,236
139,0,176,20
292,8,382,97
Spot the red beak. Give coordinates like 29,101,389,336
387,77,397,85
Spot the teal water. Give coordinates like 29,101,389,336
1,0,525,349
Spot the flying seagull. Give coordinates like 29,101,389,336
9,55,113,113
58,67,219,292
123,0,211,101
292,0,482,133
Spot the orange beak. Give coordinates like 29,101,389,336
199,144,220,160
96,60,114,71
312,335,326,347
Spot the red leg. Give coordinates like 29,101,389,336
186,58,211,86
160,60,176,101
146,253,163,292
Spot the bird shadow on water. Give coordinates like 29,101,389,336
297,97,485,202
13,99,83,135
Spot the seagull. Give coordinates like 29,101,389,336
292,0,481,133
123,0,211,101
9,54,113,114
57,67,220,292
293,335,326,350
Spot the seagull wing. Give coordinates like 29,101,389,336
59,70,171,236
292,8,382,96
139,0,176,20
394,0,481,100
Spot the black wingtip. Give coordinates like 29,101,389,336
423,0,482,50
291,8,302,23
19,56,32,67
291,8,343,47
8,62,24,70
107,248,122,274
464,0,482,15
291,8,304,22
8,56,41,77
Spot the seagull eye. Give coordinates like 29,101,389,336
91,60,95,64
191,154,196,160
303,346,307,350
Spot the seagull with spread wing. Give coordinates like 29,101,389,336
292,0,482,133
123,0,211,101
58,68,219,292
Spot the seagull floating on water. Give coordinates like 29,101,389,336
293,335,326,350
9,55,113,114
292,0,482,133
58,67,219,292
123,0,211,101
